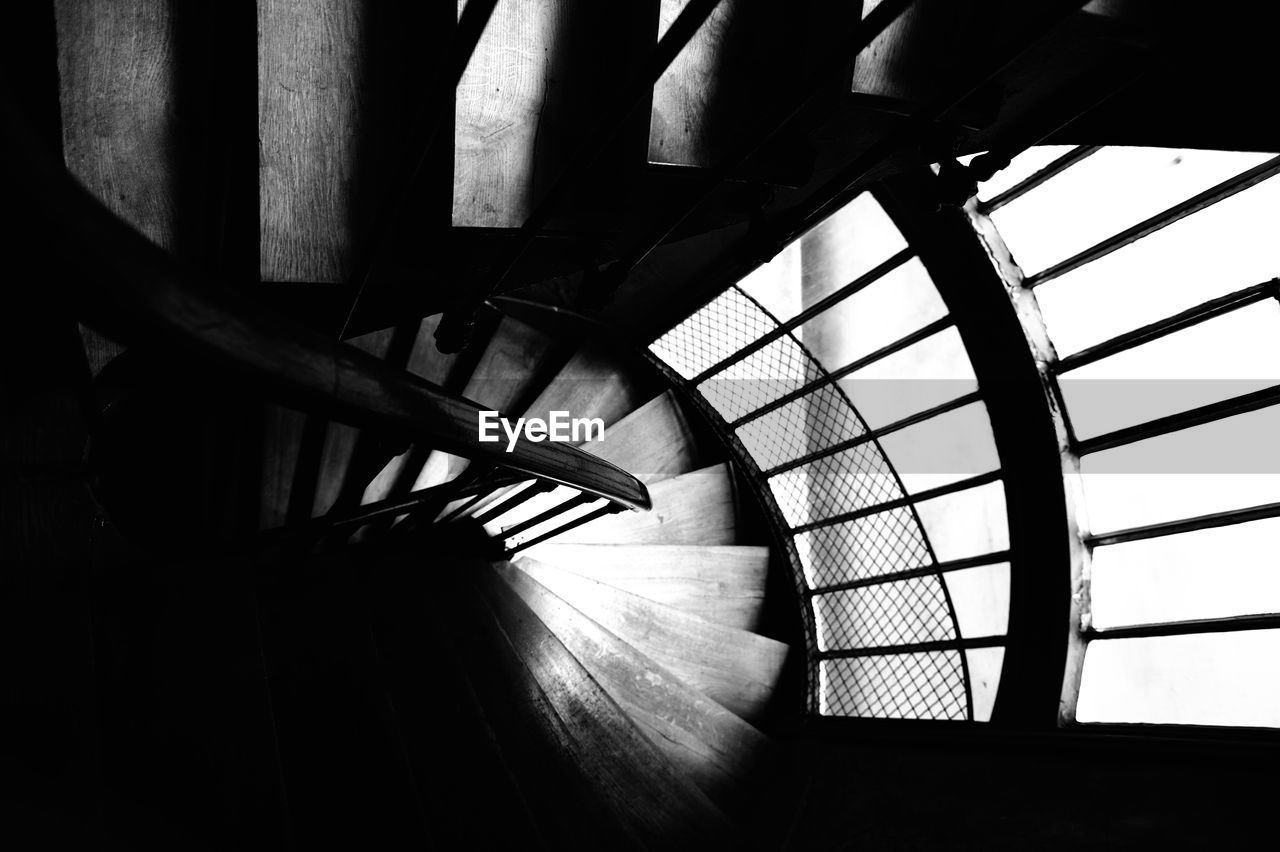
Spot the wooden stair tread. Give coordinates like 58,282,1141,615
513,557,788,721
496,561,775,812
584,391,698,483
515,543,769,631
546,464,736,546
469,562,735,848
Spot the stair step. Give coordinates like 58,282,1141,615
467,562,736,847
416,315,557,491
546,464,736,546
496,561,775,812
586,391,699,483
512,557,788,720
361,315,462,506
452,343,650,520
515,544,769,631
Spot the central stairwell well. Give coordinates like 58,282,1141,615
259,305,799,848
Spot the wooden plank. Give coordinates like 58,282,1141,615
452,1,562,227
415,315,556,490
515,543,769,630
648,0,739,166
511,557,788,720
259,404,306,530
550,464,735,546
586,391,700,483
497,562,775,811
472,563,733,846
458,342,652,519
56,0,178,373
362,315,462,505
311,328,395,516
258,0,363,281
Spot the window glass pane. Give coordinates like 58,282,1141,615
1034,173,1280,355
991,148,1273,276
1077,631,1280,727
966,646,1005,722
944,561,1011,638
975,145,1076,203
1090,518,1280,628
819,653,967,720
837,325,976,431
1079,405,1280,530
791,257,947,371
793,506,930,589
733,241,802,323
1060,301,1280,440
877,401,999,495
914,480,1008,562
813,576,955,651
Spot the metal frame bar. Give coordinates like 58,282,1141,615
807,550,1011,597
762,390,983,477
493,492,596,541
506,502,620,555
1086,500,1280,548
690,249,915,384
1025,155,1280,288
1086,614,1280,641
790,470,1003,535
1075,382,1280,457
471,480,556,525
979,145,1101,213
1055,277,1280,373
728,316,958,429
817,634,1005,660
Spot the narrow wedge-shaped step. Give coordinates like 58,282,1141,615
454,343,651,520
514,544,769,631
361,314,461,506
414,315,557,492
460,561,736,848
496,561,775,812
513,557,788,720
545,464,736,546
585,390,699,483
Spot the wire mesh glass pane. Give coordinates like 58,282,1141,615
819,653,967,719
697,335,824,422
735,383,868,471
813,578,956,651
649,286,777,379
794,506,930,589
768,450,903,528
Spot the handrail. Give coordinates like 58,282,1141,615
4,117,651,514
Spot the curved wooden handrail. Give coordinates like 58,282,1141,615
4,117,651,513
